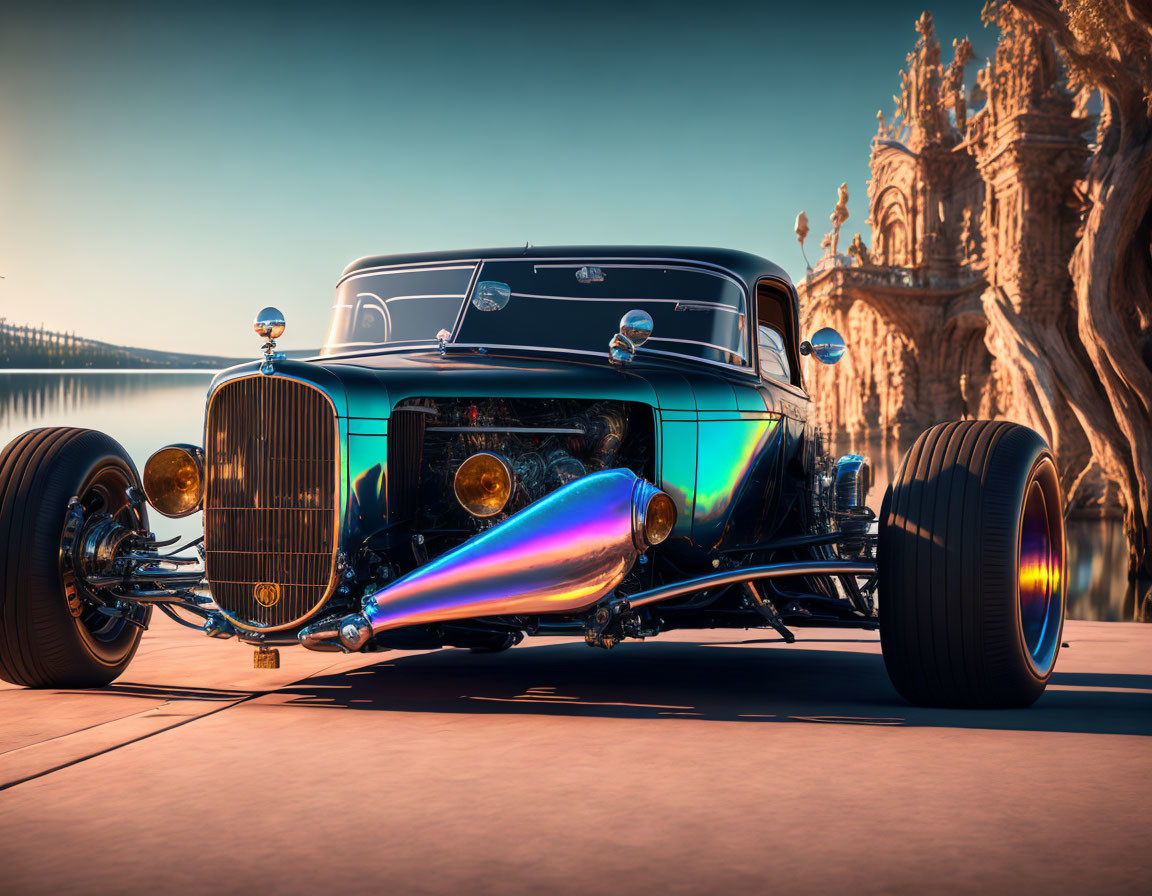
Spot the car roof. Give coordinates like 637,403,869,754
340,245,796,297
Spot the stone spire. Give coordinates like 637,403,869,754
901,11,949,149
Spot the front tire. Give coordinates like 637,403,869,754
0,428,151,688
878,421,1065,708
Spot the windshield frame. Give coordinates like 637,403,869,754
324,255,755,373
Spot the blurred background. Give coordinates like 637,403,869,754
1,0,1148,619
0,0,988,356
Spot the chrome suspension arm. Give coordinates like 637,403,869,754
626,560,877,609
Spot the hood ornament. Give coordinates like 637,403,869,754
436,328,452,356
253,307,286,374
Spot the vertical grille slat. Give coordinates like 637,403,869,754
387,410,425,524
204,376,339,629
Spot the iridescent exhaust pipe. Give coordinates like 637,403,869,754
300,469,675,652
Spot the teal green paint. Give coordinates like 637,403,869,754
657,418,698,539
347,433,388,540
347,418,389,436
734,384,769,413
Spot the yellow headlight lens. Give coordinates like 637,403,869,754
143,445,204,518
454,453,513,518
644,492,676,546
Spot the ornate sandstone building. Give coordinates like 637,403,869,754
798,9,1114,514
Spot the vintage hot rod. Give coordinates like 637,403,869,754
0,247,1065,707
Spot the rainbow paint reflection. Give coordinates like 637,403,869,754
357,469,665,634
1018,465,1064,675
693,417,779,546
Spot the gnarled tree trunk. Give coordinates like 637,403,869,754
1070,119,1152,600
1008,0,1152,613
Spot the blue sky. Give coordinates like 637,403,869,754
0,0,990,357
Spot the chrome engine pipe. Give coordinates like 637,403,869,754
833,454,870,513
300,468,668,652
625,560,877,609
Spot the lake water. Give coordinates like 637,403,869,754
0,371,1136,621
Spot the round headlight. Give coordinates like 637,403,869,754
453,453,513,518
643,492,676,546
143,445,204,518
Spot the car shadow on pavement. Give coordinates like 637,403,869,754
99,683,261,702
274,639,1152,736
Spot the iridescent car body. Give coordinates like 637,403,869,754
1,244,1067,708
188,246,878,653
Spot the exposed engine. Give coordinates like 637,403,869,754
393,398,654,552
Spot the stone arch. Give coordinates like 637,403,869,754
941,314,993,420
873,186,912,267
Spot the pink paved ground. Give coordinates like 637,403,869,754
1,617,1149,895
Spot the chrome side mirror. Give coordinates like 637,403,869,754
800,327,846,365
620,309,653,346
609,309,653,365
254,306,287,374
472,281,511,311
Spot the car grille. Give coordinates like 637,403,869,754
386,408,426,525
204,375,339,630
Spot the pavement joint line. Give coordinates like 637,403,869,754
0,695,260,793
0,659,353,794
0,702,177,758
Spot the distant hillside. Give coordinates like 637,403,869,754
0,319,243,370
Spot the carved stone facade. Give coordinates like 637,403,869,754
798,9,1113,514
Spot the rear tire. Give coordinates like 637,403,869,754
878,421,1065,708
0,428,151,688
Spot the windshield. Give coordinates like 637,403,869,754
324,264,477,353
324,259,749,368
456,261,748,367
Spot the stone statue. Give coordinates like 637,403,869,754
795,211,812,270
959,207,979,261
848,232,871,266
824,183,850,257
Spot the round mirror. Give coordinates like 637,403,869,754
472,281,511,312
254,307,286,340
619,309,653,346
803,327,846,364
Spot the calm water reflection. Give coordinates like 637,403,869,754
0,373,1136,621
0,372,212,545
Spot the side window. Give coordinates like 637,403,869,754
351,296,390,342
758,325,791,382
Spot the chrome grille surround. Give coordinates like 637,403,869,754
204,374,341,631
